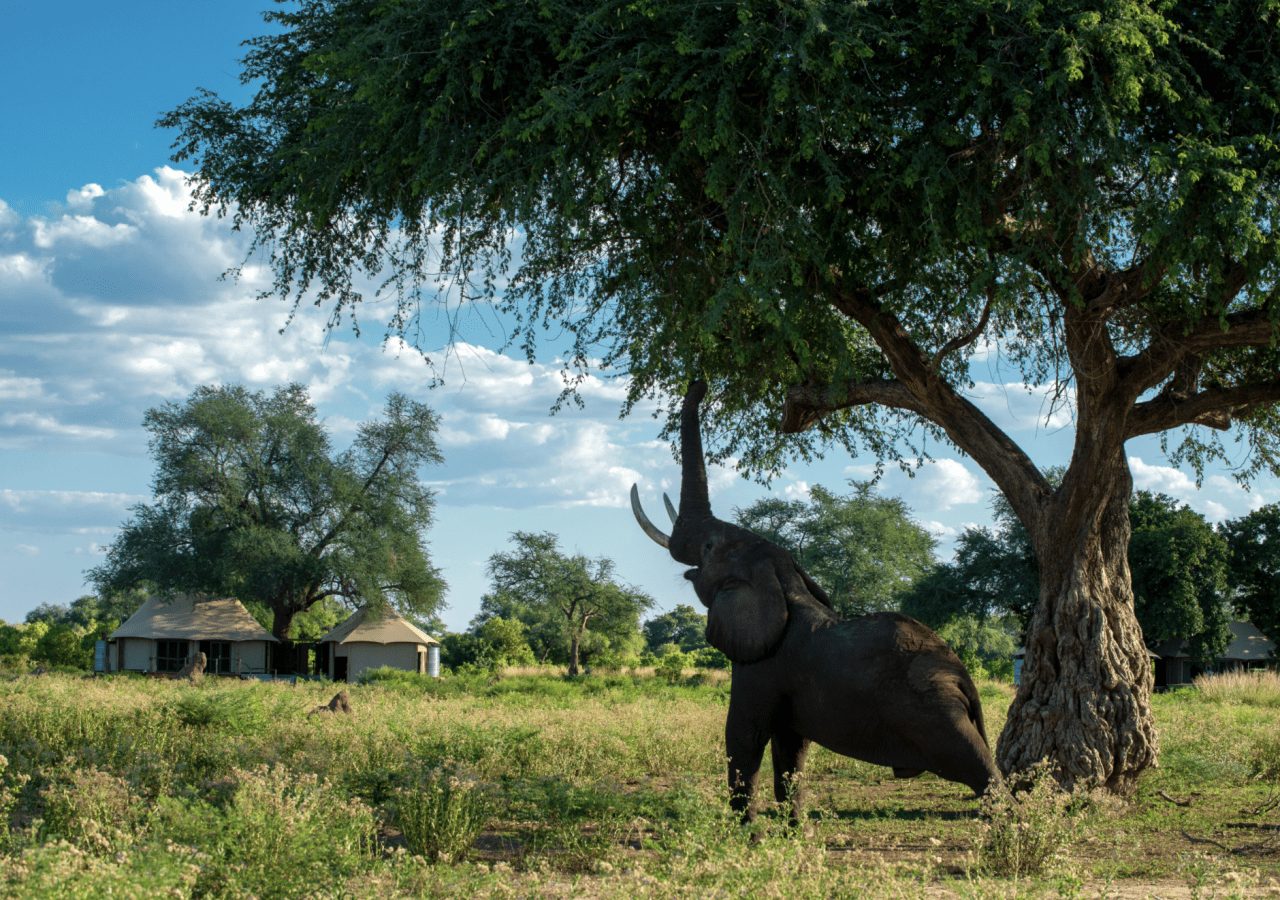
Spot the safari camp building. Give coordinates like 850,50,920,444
106,594,278,675
317,607,440,682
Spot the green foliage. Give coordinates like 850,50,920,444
480,531,653,675
907,490,1235,664
395,768,491,864
936,615,1018,682
1129,492,1232,664
901,493,1038,632
1221,502,1280,647
89,384,446,639
655,649,687,685
165,686,271,735
642,604,708,654
736,483,937,617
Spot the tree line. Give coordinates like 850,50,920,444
8,382,1274,678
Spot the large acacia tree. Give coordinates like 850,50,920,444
164,1,1280,791
91,384,446,640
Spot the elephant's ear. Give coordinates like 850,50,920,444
705,557,788,663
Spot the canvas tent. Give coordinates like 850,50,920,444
1014,620,1276,688
1149,621,1276,688
107,594,278,675
317,607,440,682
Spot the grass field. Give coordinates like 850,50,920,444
0,670,1276,898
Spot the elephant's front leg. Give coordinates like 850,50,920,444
770,726,810,826
725,707,769,824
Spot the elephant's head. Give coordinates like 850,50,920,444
631,381,833,664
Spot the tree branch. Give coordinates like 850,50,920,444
1119,274,1266,397
1127,379,1280,438
781,379,926,432
792,287,1052,531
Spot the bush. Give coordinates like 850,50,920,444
38,765,139,853
974,763,1078,879
212,765,376,897
656,650,687,685
395,768,491,863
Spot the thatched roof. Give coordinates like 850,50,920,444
318,607,438,646
109,595,278,642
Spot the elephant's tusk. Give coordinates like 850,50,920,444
631,485,671,548
663,493,677,525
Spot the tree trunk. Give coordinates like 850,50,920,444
997,467,1158,794
568,630,581,676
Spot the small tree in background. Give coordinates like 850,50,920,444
481,532,652,676
736,483,938,618
642,604,709,656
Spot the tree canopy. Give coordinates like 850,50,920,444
480,531,652,675
90,384,446,640
1221,502,1280,647
735,482,937,617
164,0,1280,789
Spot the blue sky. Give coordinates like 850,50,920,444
2,3,1277,632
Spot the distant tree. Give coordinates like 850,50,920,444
642,604,708,655
936,614,1019,682
90,384,446,642
735,483,937,617
481,531,652,676
902,493,1039,633
1220,503,1280,648
35,623,91,670
909,491,1233,665
1129,492,1231,665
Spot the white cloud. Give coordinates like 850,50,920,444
0,374,42,401
0,489,143,533
65,183,105,210
969,381,1074,432
782,480,811,500
0,412,115,442
14,544,39,557
1128,456,1197,497
917,458,982,509
32,214,137,249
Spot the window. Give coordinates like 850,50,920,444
155,640,188,673
200,640,232,674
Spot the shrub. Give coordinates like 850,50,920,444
395,767,491,864
974,763,1078,879
656,650,687,685
166,684,270,734
212,765,377,897
38,765,139,853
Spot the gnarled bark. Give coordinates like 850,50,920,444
997,465,1157,794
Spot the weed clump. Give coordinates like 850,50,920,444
395,767,491,863
974,763,1079,879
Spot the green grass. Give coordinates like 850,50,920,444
0,672,1275,897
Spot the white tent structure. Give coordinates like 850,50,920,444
107,594,278,675
317,607,440,681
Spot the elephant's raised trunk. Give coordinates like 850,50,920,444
669,380,713,564
630,380,718,565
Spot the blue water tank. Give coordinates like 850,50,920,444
427,644,440,678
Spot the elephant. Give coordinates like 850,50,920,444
631,380,999,823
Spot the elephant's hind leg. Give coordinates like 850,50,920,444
770,727,810,825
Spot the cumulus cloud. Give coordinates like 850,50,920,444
916,458,983,510
1128,456,1197,497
